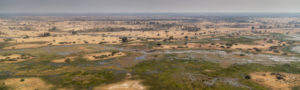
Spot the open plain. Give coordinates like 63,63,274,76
0,14,300,90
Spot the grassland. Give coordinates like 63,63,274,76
131,55,300,90
1,16,300,90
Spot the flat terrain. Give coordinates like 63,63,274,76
0,15,300,90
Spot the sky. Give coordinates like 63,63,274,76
0,0,300,13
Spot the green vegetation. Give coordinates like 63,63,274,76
194,36,258,44
43,70,126,89
1,43,300,90
293,86,300,90
145,41,186,48
0,83,8,90
111,50,120,56
0,42,16,49
48,26,58,31
270,33,291,41
38,32,51,37
131,56,300,90
121,37,128,43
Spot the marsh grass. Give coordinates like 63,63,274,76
0,83,9,90
42,70,126,89
0,42,16,49
1,43,300,90
192,36,258,45
270,33,291,41
131,56,300,90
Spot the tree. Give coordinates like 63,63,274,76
65,58,71,63
157,43,162,46
251,26,255,30
39,32,51,37
48,26,57,31
71,31,78,35
111,51,119,56
23,35,29,39
20,78,25,82
267,39,273,43
121,37,128,43
244,75,251,79
169,36,174,40
184,36,188,40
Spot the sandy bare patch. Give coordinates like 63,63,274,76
84,52,126,61
13,35,121,45
93,80,146,90
250,72,300,90
51,56,76,63
155,42,287,55
1,77,53,90
0,38,4,42
3,43,49,49
0,54,31,63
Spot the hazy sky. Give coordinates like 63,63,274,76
0,0,300,13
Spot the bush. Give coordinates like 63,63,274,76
48,27,57,31
71,31,77,35
253,48,261,52
130,58,300,89
43,70,126,89
156,43,162,46
20,78,25,82
111,51,119,56
239,54,245,56
38,32,51,37
121,37,128,43
0,83,8,90
64,58,71,63
244,75,251,79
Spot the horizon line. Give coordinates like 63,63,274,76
1,12,300,17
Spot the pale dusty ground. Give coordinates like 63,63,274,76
2,35,121,49
0,29,44,37
0,25,297,50
3,43,49,50
93,80,146,90
94,73,146,90
84,52,126,61
0,54,31,63
12,35,121,45
0,38,4,42
1,77,53,90
250,72,300,90
51,56,76,63
154,39,288,55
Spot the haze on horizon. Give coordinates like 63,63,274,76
0,0,300,13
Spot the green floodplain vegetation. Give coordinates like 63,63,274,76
0,33,300,90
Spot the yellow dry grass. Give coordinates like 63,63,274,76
84,52,126,61
51,56,76,63
13,35,121,45
93,80,146,90
250,72,300,90
0,38,4,42
0,54,31,63
3,43,49,50
1,77,53,90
